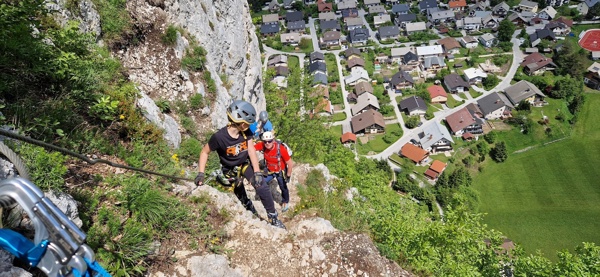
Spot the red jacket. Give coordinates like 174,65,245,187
254,141,291,173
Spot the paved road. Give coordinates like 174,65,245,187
308,17,321,52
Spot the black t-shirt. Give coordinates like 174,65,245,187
208,127,253,168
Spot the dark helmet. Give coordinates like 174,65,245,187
227,100,256,124
259,111,269,123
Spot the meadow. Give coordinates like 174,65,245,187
473,94,600,258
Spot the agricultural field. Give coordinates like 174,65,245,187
473,94,600,259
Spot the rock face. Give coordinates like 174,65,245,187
115,0,264,131
154,164,415,277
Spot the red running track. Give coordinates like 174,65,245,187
579,29,600,51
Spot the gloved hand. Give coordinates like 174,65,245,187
253,171,264,187
285,175,291,183
194,172,205,186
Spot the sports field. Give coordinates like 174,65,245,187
473,94,600,258
579,29,600,52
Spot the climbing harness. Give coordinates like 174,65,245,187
0,178,110,277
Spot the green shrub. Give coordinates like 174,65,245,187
181,46,207,72
177,138,202,164
190,94,204,109
93,0,133,45
155,99,171,113
17,145,67,192
180,116,197,136
161,25,178,46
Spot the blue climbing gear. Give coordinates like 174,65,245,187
0,178,111,277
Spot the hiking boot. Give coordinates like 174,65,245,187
245,201,258,216
267,212,286,229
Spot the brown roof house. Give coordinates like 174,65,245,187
351,92,380,115
400,143,429,164
425,160,447,180
520,52,557,76
445,107,483,136
340,132,357,144
355,82,374,95
321,30,341,47
317,0,333,12
438,37,462,55
427,85,448,103
347,57,366,69
503,80,546,107
351,110,386,134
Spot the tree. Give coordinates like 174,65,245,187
497,19,515,42
405,116,421,129
484,131,497,144
492,141,508,162
516,100,531,111
586,3,600,19
554,41,588,78
483,75,500,90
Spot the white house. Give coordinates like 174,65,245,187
537,6,557,20
405,22,428,35
416,45,444,59
463,67,488,84
479,33,497,48
460,36,479,48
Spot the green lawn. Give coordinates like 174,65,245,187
332,112,346,121
472,94,600,259
288,56,299,72
356,123,402,154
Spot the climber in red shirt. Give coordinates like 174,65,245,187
254,131,293,212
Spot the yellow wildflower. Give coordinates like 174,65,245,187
119,114,125,120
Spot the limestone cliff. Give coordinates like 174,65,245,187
118,0,264,130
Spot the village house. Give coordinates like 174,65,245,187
263,14,280,25
310,51,325,64
351,92,381,115
319,12,337,21
287,20,306,33
347,57,366,70
418,0,438,13
444,73,470,93
321,31,341,47
268,0,279,12
312,72,328,87
529,28,556,47
346,17,364,31
349,28,370,45
405,22,428,35
428,9,456,25
268,54,288,67
392,3,410,14
320,19,341,31
427,85,448,103
317,0,333,12
438,37,462,54
345,67,371,86
463,68,488,84
395,14,417,27
373,14,392,27
578,0,599,15
342,8,360,21
449,0,468,11
477,92,509,119
402,51,421,71
418,121,454,153
479,33,497,48
340,132,357,144
309,61,327,75
369,5,387,15
338,0,357,10
537,6,557,20
271,66,289,88
584,62,600,90
379,26,401,40
351,110,386,134
492,1,510,17
518,0,538,12
399,95,428,116
390,70,415,90
425,160,448,180
364,0,382,8
416,45,444,59
460,36,479,48
400,143,429,164
260,23,280,36
391,47,413,63
520,52,557,75
280,32,301,45
445,107,484,136
547,0,569,6
545,20,571,36
457,17,482,31
421,56,447,76
503,80,547,107
345,47,362,60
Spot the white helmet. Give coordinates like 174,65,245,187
262,131,275,141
